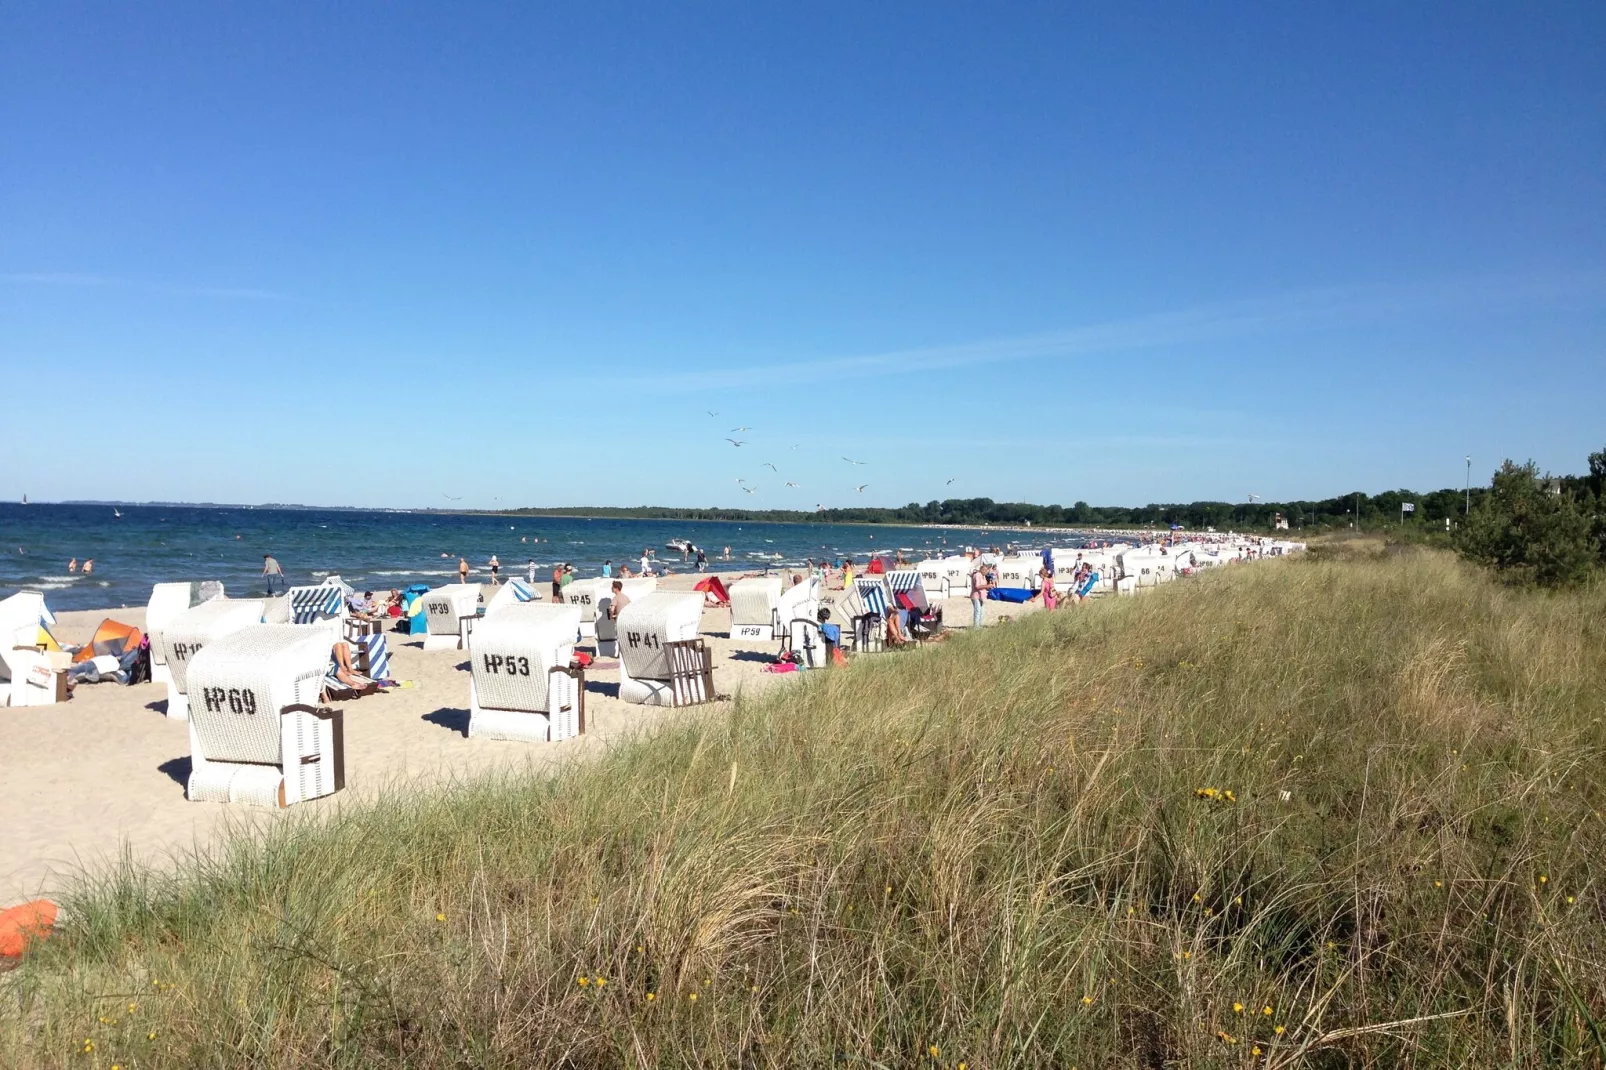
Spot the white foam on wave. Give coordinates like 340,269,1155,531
38,575,80,583
34,582,73,590
370,569,458,577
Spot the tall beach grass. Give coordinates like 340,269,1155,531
4,548,1604,1067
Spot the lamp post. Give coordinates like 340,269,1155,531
1464,455,1471,516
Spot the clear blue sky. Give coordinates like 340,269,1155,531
3,2,1602,510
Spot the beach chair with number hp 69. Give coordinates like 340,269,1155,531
467,603,585,743
728,576,781,641
183,625,345,807
420,583,482,651
616,592,712,706
157,599,266,720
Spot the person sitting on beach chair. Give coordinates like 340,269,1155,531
323,640,378,700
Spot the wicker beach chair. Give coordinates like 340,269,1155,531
483,578,539,617
616,592,713,706
146,581,224,686
420,584,482,651
728,576,781,641
565,577,656,637
183,625,345,807
157,599,266,720
776,576,821,638
467,603,585,743
0,590,62,707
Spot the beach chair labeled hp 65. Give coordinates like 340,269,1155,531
728,576,781,641
468,603,585,743
420,584,481,651
183,625,345,807
617,592,713,706
157,599,266,720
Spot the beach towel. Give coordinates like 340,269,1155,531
987,587,1037,604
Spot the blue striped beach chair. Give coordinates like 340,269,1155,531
288,584,344,625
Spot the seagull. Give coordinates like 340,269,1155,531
726,438,746,447
706,410,718,417
843,457,866,465
742,486,759,495
855,484,870,493
443,493,463,501
790,444,800,450
736,477,747,484
784,481,799,488
945,478,957,485
762,462,777,471
729,425,751,433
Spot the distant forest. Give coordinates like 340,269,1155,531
499,486,1493,531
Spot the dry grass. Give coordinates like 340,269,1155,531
4,550,1605,1068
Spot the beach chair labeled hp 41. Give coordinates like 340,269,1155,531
617,592,713,706
183,625,345,807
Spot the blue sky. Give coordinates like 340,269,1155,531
2,2,1602,510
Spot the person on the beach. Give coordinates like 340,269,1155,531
488,555,500,585
262,554,283,593
551,564,564,601
842,558,854,590
1039,565,1057,611
559,563,575,601
695,547,707,572
602,560,612,578
526,559,537,584
82,558,94,575
608,579,630,619
722,545,730,561
68,558,78,573
969,561,991,628
457,557,469,584
640,550,652,576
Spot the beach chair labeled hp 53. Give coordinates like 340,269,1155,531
617,592,714,706
420,584,481,651
157,599,266,720
468,603,585,743
183,625,345,807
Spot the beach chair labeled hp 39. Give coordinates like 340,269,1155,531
617,592,715,706
420,584,481,651
467,603,585,743
183,625,345,807
157,599,266,720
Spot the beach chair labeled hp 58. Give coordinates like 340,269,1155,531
157,599,266,720
420,584,481,651
183,625,345,807
617,592,713,706
728,576,781,641
468,603,585,743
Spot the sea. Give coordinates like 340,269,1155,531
0,503,1091,612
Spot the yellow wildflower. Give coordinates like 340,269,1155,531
128,1002,137,1013
688,993,698,1002
1252,1045,1263,1056
646,992,656,1001
929,1044,940,1058
1538,874,1548,884
1082,995,1094,1005
595,977,606,987
577,977,590,987
1233,1002,1244,1014
1567,895,1576,904
436,913,446,922
1274,1024,1285,1036
1223,790,1236,802
1262,1005,1273,1016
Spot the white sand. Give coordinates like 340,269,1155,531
1,573,1037,902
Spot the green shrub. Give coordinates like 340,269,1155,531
1453,460,1597,588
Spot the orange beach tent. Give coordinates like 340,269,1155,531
693,576,730,607
71,619,144,663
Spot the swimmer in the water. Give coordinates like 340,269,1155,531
68,558,78,572
82,559,94,575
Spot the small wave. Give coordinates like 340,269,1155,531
38,575,80,583
372,569,459,577
97,581,110,587
34,582,73,590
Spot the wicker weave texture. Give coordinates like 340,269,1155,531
186,625,330,765
422,584,481,635
467,603,580,712
159,600,265,694
729,577,781,631
616,592,704,680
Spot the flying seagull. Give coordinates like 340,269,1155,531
790,444,800,450
706,410,718,417
736,477,747,484
843,457,866,465
726,438,746,447
730,425,751,433
443,493,463,501
784,481,799,488
742,485,759,494
945,477,957,485
855,484,870,493
762,462,777,471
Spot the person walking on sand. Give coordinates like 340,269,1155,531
457,557,469,584
1039,564,1057,611
488,554,500,585
969,560,991,629
262,553,284,594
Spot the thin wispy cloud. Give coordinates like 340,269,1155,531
646,270,1606,392
1,272,292,301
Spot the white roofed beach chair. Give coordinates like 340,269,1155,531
776,576,822,639
420,584,482,651
484,578,539,617
158,599,266,720
146,581,224,685
183,625,345,807
565,576,656,637
0,590,61,707
616,592,713,707
728,576,781,641
468,603,585,743
851,576,892,654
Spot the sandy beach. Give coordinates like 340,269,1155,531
1,571,1036,903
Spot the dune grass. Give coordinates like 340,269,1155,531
4,549,1605,1068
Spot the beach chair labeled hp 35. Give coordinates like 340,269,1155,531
617,592,714,706
420,584,481,651
157,599,266,720
183,625,345,807
467,603,585,743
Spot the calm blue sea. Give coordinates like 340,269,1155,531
0,504,1085,612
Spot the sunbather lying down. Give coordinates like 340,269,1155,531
324,641,377,698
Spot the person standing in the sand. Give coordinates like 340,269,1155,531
488,554,500,585
969,560,991,629
457,557,469,584
262,553,284,593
